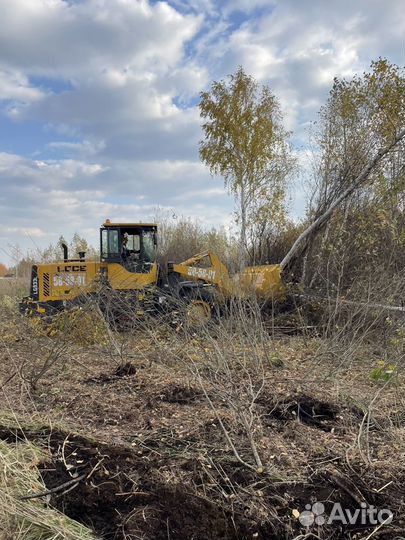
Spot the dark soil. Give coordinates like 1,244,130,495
264,394,340,431
157,383,202,404
114,361,137,377
1,403,403,540
0,425,268,540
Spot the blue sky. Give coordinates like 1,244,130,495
0,0,403,265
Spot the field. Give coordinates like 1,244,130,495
0,281,404,540
0,277,28,297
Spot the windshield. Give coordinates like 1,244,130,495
101,227,157,267
126,233,140,252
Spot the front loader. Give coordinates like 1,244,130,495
19,220,286,325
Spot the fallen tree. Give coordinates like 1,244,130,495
280,127,405,271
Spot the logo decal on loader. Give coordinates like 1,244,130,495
187,267,216,281
32,276,39,296
53,274,86,287
56,265,87,272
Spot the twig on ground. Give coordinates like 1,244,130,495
20,473,86,500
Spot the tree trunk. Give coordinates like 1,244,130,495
280,128,405,271
240,184,247,269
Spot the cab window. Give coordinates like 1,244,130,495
101,229,119,259
142,230,156,262
125,233,140,252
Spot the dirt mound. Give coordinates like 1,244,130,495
265,394,339,430
114,361,137,377
84,362,137,385
0,425,254,540
259,392,364,431
157,383,202,404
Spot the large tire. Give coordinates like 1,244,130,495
177,285,218,329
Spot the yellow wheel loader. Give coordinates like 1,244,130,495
19,221,285,324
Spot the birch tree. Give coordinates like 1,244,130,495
199,67,294,267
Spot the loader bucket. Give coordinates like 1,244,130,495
236,264,285,300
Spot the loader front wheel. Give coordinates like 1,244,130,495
186,299,212,327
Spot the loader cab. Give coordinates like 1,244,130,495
100,221,157,274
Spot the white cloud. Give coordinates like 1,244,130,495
3,226,48,238
0,69,46,102
193,0,403,138
0,0,201,76
47,139,106,157
172,187,226,201
0,152,107,193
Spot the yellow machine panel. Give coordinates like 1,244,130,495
37,261,100,302
237,264,285,300
107,263,158,290
171,251,285,300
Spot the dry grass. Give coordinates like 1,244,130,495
0,436,95,540
0,277,29,298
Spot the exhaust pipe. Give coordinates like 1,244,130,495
61,242,69,262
